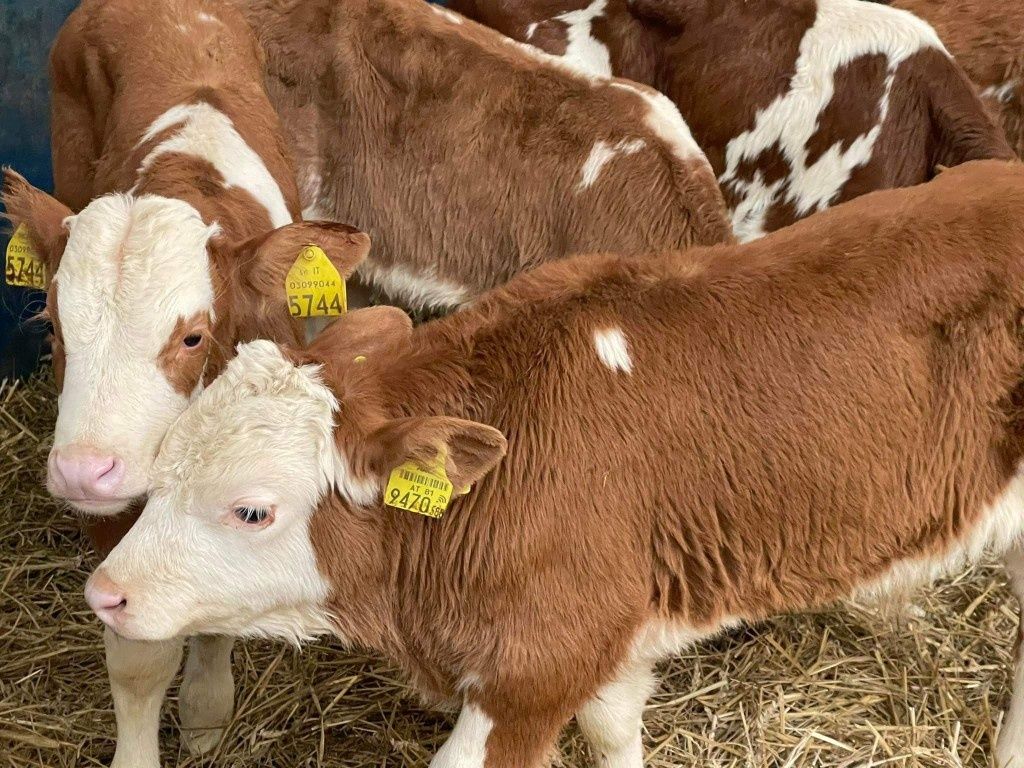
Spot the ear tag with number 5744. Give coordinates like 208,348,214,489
285,244,347,318
5,224,46,289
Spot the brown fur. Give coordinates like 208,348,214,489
890,0,1024,157
450,0,1014,236
297,160,1024,765
232,0,733,310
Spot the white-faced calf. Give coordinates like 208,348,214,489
449,0,1015,241
3,0,369,765
88,160,1024,767
235,0,733,311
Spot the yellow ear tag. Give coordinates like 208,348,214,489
285,244,347,318
5,224,46,289
384,453,455,519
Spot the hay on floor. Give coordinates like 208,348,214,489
0,374,1017,767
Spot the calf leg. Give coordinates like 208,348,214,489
576,660,655,768
179,635,235,755
104,627,182,768
999,546,1024,767
429,699,569,768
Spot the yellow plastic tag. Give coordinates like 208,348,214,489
384,455,454,519
285,244,346,318
5,224,46,289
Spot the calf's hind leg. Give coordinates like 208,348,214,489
576,659,655,768
105,628,183,768
999,545,1024,767
179,635,235,755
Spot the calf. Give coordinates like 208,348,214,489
234,0,733,312
448,0,1015,241
86,160,1024,767
884,0,1024,157
3,0,370,765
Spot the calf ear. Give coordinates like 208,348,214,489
239,220,371,300
365,416,507,492
1,168,73,280
304,305,413,361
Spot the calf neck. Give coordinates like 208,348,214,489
90,160,1024,766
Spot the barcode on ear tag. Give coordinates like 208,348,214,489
384,461,454,518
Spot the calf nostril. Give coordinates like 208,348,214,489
94,457,118,481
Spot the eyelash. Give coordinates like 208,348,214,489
233,506,271,525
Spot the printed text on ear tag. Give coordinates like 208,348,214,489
5,224,46,289
285,244,347,318
384,458,454,519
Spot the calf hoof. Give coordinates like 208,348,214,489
179,640,235,756
181,723,228,757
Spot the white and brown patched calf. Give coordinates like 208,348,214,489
882,0,1024,157
234,0,733,311
87,160,1024,767
447,0,1015,241
3,0,371,765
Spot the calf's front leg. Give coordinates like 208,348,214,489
179,635,235,755
104,627,183,768
999,546,1024,767
576,659,655,768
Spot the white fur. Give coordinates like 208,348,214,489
577,659,655,768
430,703,493,768
53,195,218,505
982,80,1019,104
197,11,218,24
999,546,1024,767
137,102,292,228
594,327,633,374
525,22,539,40
332,443,381,507
430,5,464,24
609,81,703,163
358,260,471,312
98,341,338,642
179,635,234,755
555,0,612,78
718,0,945,241
578,138,646,190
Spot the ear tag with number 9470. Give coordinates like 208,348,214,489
285,244,347,318
5,224,46,289
384,453,455,519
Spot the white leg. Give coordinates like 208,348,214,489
576,660,655,768
179,635,235,755
429,701,494,768
999,546,1024,767
104,627,183,768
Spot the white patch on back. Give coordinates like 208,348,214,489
593,327,633,374
718,0,945,241
578,138,646,190
53,194,218,494
555,0,612,78
136,101,293,228
430,703,493,768
609,81,703,163
358,260,471,312
525,22,539,40
197,11,218,23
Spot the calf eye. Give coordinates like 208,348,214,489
183,334,204,349
234,506,270,525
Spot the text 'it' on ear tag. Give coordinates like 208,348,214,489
285,244,347,318
384,453,455,519
5,224,46,289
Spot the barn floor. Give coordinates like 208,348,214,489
0,373,1018,767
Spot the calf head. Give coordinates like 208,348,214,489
3,170,370,515
85,308,506,641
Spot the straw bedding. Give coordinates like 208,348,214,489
0,373,1017,767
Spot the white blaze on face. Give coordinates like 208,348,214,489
52,194,218,506
718,0,944,241
137,101,293,228
95,341,338,642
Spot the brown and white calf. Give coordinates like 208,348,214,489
884,0,1024,157
86,159,1024,767
234,0,733,311
448,0,1015,241
3,0,371,764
